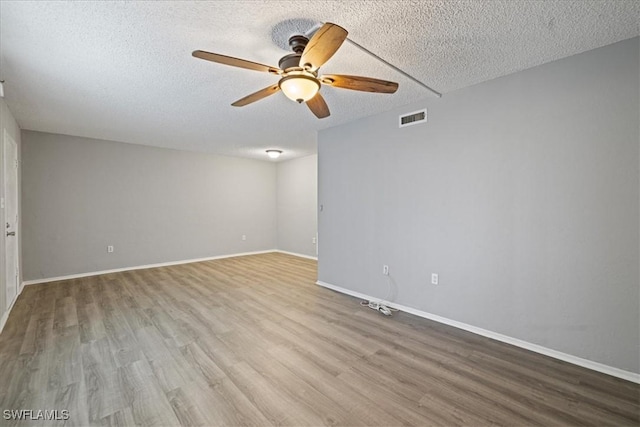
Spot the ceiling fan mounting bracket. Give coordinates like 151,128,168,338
288,35,309,54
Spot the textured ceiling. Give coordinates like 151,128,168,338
0,1,638,161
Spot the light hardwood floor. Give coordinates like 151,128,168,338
0,252,638,426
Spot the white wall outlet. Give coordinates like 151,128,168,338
431,273,439,285
383,265,389,276
312,237,317,244
242,235,247,241
107,245,114,253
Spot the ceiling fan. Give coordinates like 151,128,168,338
192,22,399,119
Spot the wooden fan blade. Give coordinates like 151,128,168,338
306,92,330,119
321,74,399,93
299,23,348,71
192,50,280,74
231,84,280,107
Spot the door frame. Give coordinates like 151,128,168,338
3,129,20,311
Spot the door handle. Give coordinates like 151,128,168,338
6,231,15,236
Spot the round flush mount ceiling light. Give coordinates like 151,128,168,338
266,149,283,159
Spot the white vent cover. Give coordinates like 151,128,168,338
399,109,427,128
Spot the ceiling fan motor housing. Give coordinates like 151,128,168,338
278,53,303,71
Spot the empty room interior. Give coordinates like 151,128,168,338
0,1,638,426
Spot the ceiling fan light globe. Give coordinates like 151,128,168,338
279,75,320,103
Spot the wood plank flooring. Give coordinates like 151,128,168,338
0,252,638,426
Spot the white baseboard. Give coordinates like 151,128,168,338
22,250,277,286
316,280,640,384
274,250,318,260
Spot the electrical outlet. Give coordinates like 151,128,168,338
312,237,317,244
107,245,114,253
431,273,438,285
242,235,246,241
383,265,389,276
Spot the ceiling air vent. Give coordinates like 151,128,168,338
399,109,427,128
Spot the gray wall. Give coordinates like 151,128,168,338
277,154,318,258
22,131,277,280
0,98,22,317
317,38,639,373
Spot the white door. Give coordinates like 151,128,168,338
4,130,19,309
